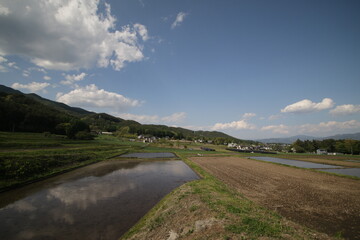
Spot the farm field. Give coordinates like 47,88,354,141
0,132,146,190
190,155,360,239
1,132,359,239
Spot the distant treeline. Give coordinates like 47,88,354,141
291,139,360,154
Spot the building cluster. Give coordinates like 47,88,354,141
227,143,273,152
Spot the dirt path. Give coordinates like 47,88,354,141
190,156,360,239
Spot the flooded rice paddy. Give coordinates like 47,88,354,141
251,156,360,178
120,152,177,158
0,153,199,240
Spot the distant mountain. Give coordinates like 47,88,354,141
257,135,317,144
0,89,75,132
26,93,93,117
258,133,360,144
0,84,23,94
0,84,93,117
323,132,360,141
0,84,249,142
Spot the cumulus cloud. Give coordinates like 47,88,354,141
134,23,149,41
261,120,360,136
162,112,187,123
298,120,360,134
118,112,187,124
56,84,141,111
171,12,188,29
0,0,148,71
242,113,256,119
60,72,87,85
0,56,7,63
0,55,8,72
0,4,10,16
261,124,289,134
330,104,360,116
268,114,281,120
281,98,334,113
212,120,256,131
43,76,51,81
11,82,50,93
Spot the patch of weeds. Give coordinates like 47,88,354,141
335,231,344,239
192,187,202,194
149,215,164,230
187,228,194,235
178,191,190,200
242,216,281,237
189,205,199,212
226,204,242,214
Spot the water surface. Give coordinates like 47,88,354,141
120,152,177,158
251,157,340,169
251,156,360,178
320,168,360,178
0,158,198,240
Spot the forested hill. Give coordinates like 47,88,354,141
0,85,93,117
0,84,251,143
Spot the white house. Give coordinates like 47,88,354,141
316,149,327,155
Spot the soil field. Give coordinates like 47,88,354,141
190,156,360,239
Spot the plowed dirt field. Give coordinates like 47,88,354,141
190,156,360,239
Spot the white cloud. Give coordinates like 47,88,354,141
134,23,149,41
171,12,188,29
261,124,290,134
268,114,281,120
7,62,15,67
212,120,256,131
0,55,7,63
7,61,19,69
56,84,141,111
0,4,10,16
261,120,360,136
118,112,187,124
330,104,360,116
22,70,30,77
0,0,148,71
0,55,8,72
60,72,87,85
162,112,187,123
11,82,50,93
43,76,51,81
242,113,256,119
298,120,360,134
281,98,334,113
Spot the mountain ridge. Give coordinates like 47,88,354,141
0,84,249,142
257,132,360,144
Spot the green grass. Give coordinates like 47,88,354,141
122,152,310,239
0,132,145,190
179,154,299,239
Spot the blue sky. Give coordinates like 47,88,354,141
1,0,360,139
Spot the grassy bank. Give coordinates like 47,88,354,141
121,153,332,240
0,132,145,190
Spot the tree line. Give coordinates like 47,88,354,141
0,93,92,140
291,139,360,154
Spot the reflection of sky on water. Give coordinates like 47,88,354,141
251,157,340,169
0,159,199,240
47,175,136,210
